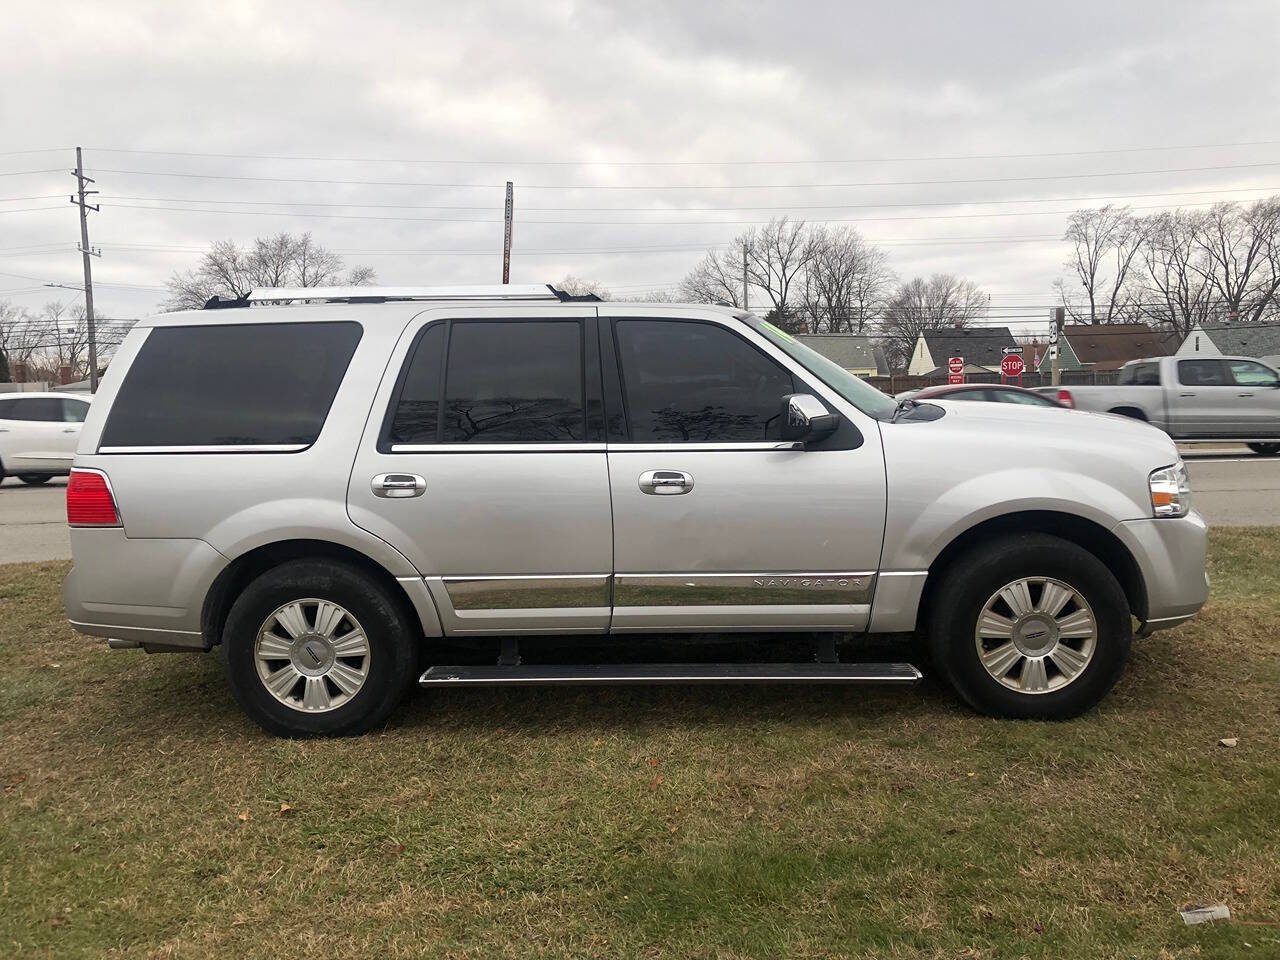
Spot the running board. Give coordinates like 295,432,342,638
420,662,922,687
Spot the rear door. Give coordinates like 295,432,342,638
1225,359,1280,437
1174,358,1241,437
601,307,887,632
347,306,613,635
0,397,76,471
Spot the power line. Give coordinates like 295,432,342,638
0,169,64,178
85,159,1280,190
92,195,1278,228
90,183,1280,213
78,137,1280,166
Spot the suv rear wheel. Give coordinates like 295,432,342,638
18,474,52,485
1248,442,1280,456
223,559,420,737
928,533,1131,719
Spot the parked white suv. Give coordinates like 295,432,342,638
63,285,1208,736
0,391,91,485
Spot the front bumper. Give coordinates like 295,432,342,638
1114,510,1209,632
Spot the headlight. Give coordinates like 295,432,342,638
1149,462,1191,518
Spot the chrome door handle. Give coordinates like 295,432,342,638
62,427,78,433
1179,392,1196,397
371,473,426,498
1238,392,1254,397
638,470,694,495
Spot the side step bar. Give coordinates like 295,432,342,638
421,662,922,687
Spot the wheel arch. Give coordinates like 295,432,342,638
916,511,1147,633
1107,406,1149,421
201,538,441,649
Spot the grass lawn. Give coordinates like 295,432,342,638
2,530,1279,959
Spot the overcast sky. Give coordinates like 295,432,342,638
4,0,1280,331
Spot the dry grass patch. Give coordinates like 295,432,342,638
2,531,1279,958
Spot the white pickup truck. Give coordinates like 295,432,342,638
1037,355,1280,455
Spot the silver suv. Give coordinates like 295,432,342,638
63,285,1209,736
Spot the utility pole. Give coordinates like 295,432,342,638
501,181,513,284
70,147,101,391
1050,306,1065,387
741,240,749,311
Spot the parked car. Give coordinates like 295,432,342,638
1034,356,1280,455
63,285,1208,736
900,383,1064,407
0,392,91,485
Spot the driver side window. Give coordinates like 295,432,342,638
613,319,796,442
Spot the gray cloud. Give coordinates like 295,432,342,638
3,0,1278,327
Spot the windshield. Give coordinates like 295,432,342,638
744,315,898,419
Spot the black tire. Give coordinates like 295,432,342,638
1247,442,1280,456
927,533,1131,720
18,474,52,485
223,559,420,737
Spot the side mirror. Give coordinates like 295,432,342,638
781,393,839,443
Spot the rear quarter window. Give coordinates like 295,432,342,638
100,321,362,449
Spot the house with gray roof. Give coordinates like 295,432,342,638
795,335,888,376
906,326,1019,376
1176,322,1280,366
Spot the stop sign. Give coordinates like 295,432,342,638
1001,354,1025,377
947,356,964,375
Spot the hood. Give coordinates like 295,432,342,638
900,398,1180,470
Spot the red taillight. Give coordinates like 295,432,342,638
1056,389,1075,409
66,469,120,527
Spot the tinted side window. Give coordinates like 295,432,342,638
614,320,795,442
442,321,585,442
387,322,445,444
0,398,16,419
101,322,362,448
1178,359,1231,386
1228,360,1280,387
1119,362,1160,386
995,390,1056,406
62,399,89,423
16,397,64,422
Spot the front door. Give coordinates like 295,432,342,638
348,306,613,635
600,308,888,632
1224,358,1280,437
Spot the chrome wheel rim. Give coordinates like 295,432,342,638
254,599,370,713
974,577,1097,695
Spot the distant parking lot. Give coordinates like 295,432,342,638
1,451,1279,564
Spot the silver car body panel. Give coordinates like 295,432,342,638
63,297,1209,650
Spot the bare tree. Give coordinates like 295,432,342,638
162,233,375,310
1059,205,1146,323
554,275,612,300
1135,210,1214,339
1192,198,1280,323
678,249,744,307
800,226,895,333
878,274,990,370
743,218,813,330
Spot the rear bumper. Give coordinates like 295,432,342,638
1114,511,1209,631
63,530,227,650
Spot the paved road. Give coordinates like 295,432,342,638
0,476,71,563
2,452,1278,563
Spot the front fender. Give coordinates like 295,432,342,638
881,466,1152,572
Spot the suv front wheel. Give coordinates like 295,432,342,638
928,534,1131,719
223,559,420,737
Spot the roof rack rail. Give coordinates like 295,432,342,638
232,284,562,307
